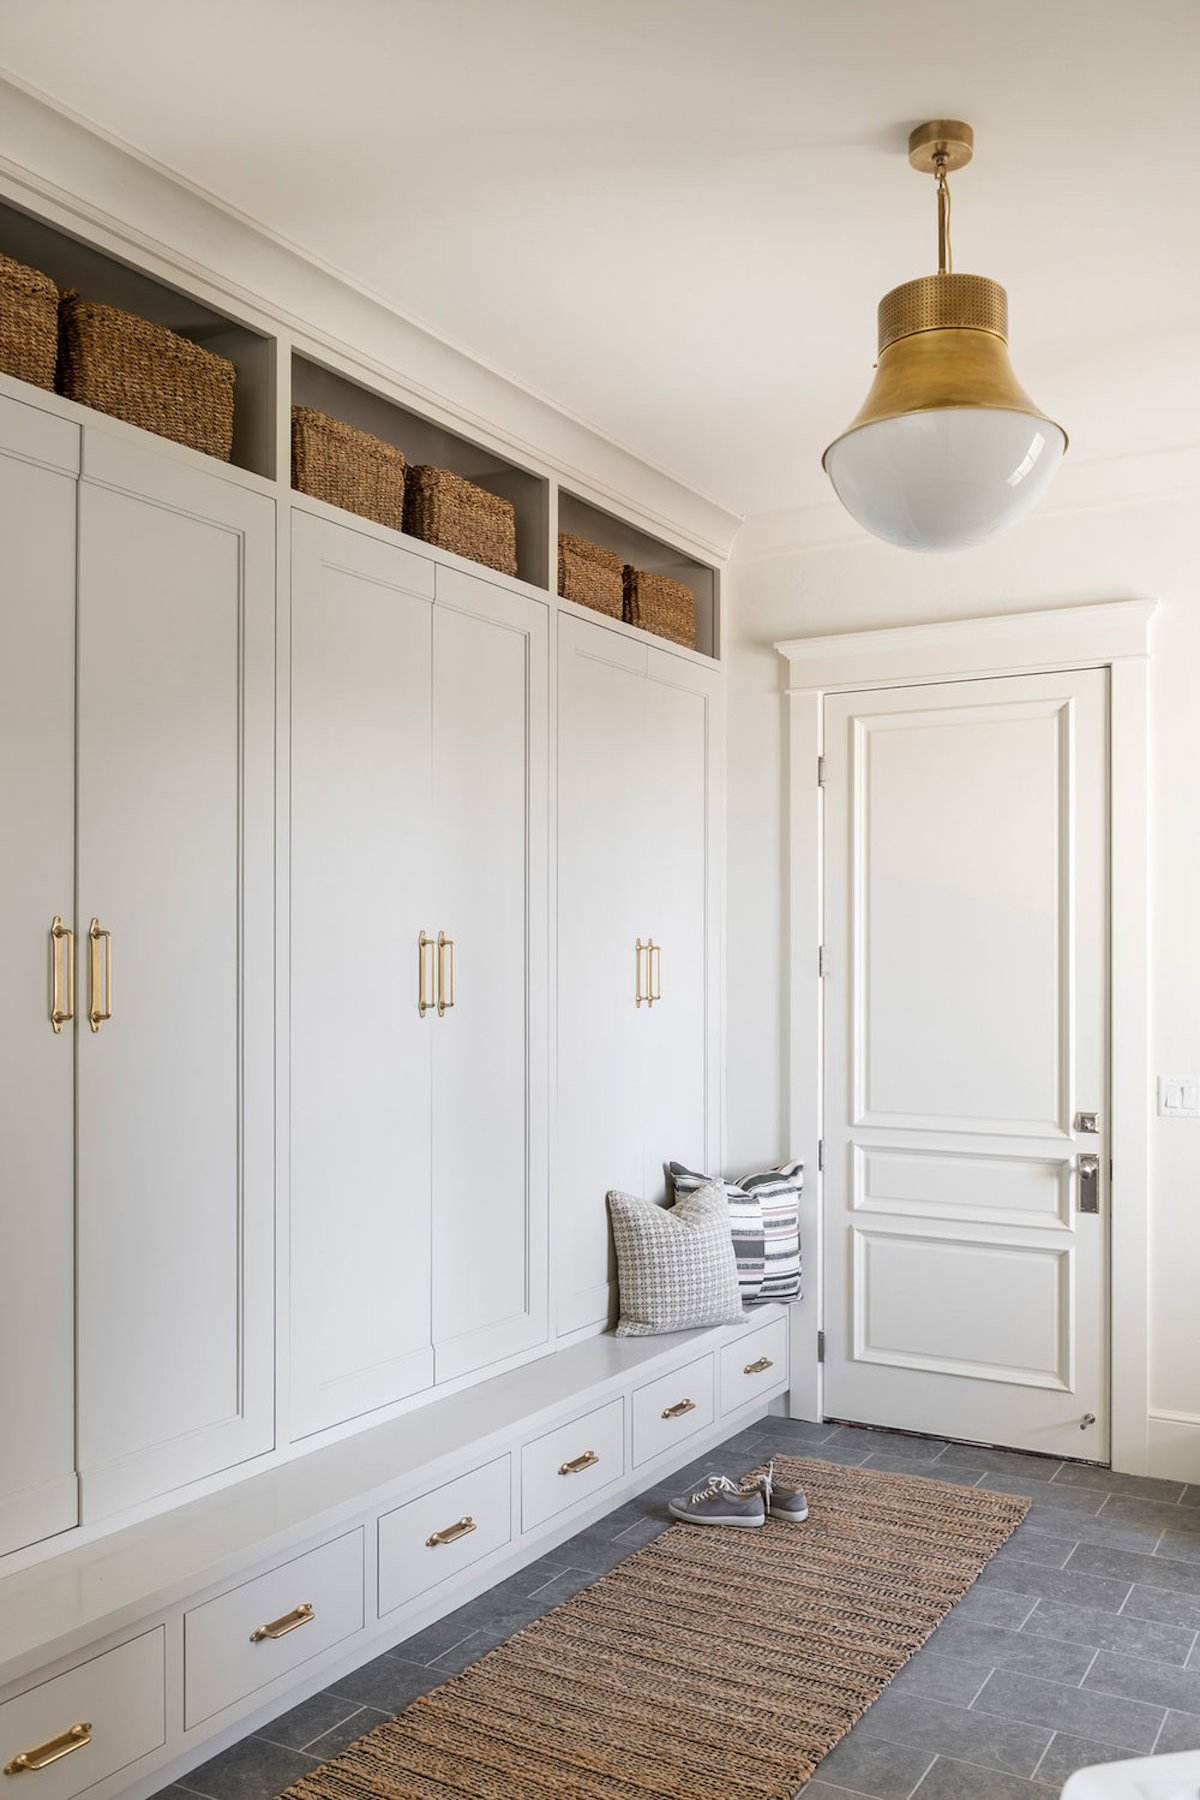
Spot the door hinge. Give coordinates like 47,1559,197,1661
817,1328,826,1364
817,755,826,787
817,1138,825,1173
817,944,826,977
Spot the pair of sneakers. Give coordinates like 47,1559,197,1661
668,1459,808,1529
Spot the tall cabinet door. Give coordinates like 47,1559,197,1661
289,512,436,1439
75,437,275,1519
555,618,649,1335
640,648,720,1199
0,397,79,1555
431,567,549,1381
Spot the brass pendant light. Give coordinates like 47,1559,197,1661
822,122,1067,551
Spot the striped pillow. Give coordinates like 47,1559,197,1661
669,1160,803,1303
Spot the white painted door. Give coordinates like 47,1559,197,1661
430,566,549,1381
556,618,647,1334
289,512,435,1438
640,648,714,1200
76,437,275,1517
823,670,1109,1459
0,397,79,1555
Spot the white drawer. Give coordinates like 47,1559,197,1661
521,1398,624,1532
0,1629,164,1800
184,1528,364,1728
631,1355,715,1467
720,1316,789,1415
379,1455,511,1618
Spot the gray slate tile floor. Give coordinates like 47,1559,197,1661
157,1420,1200,1800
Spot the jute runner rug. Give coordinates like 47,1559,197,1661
285,1454,1030,1800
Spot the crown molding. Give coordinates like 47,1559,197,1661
776,598,1157,692
0,74,742,563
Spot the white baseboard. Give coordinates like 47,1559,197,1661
1147,1410,1200,1484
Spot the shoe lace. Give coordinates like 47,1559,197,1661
759,1459,775,1506
690,1473,748,1503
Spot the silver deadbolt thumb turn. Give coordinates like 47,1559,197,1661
1078,1154,1100,1214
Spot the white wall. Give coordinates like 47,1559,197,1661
726,470,1200,1480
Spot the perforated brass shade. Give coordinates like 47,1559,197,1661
823,272,1066,458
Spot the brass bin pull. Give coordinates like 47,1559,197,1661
558,1450,599,1477
88,918,112,1033
50,917,74,1032
635,938,647,1007
426,1516,477,1548
744,1356,773,1375
249,1602,315,1643
437,931,455,1016
649,941,662,1003
5,1723,92,1775
661,1398,695,1420
418,930,435,1018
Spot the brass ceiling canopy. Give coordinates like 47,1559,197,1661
821,118,1068,552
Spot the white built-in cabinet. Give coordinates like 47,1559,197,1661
288,510,549,1440
0,380,719,1575
556,614,722,1336
0,390,276,1541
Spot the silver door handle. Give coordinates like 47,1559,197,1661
1077,1154,1100,1214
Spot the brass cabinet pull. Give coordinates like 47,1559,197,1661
744,1356,773,1375
426,1515,476,1548
5,1723,92,1775
437,931,455,1016
87,918,112,1032
418,930,435,1018
249,1601,315,1643
50,916,74,1032
558,1450,599,1476
635,938,647,1007
649,941,662,1003
661,1398,695,1420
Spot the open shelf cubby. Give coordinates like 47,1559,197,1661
0,198,275,478
557,489,719,660
291,355,550,590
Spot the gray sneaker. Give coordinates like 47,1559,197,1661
668,1473,766,1528
757,1459,809,1522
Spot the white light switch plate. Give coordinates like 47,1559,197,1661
1157,1075,1200,1117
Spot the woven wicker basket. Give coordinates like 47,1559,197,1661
558,532,623,618
57,293,236,460
0,251,58,390
291,407,406,530
404,466,517,577
623,567,697,649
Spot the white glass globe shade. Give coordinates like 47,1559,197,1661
824,407,1066,551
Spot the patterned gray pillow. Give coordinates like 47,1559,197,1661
607,1182,744,1337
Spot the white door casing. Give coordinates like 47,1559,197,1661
0,397,79,1555
431,564,550,1382
75,435,276,1517
822,670,1110,1459
289,513,436,1439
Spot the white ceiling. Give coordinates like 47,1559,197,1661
0,0,1196,516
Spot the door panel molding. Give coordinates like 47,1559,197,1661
777,601,1154,1472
